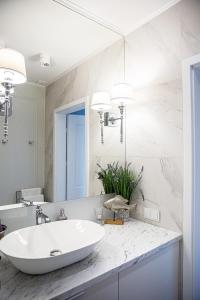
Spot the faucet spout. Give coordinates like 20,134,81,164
36,205,51,225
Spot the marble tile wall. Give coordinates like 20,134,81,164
45,0,200,232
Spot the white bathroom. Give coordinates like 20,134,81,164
0,0,199,299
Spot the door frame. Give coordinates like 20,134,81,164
53,96,89,202
182,53,200,300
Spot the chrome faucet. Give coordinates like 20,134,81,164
36,205,51,225
21,198,34,207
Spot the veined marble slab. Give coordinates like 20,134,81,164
0,219,182,300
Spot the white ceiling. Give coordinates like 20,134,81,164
0,0,180,86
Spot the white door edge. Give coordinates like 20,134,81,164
182,53,200,300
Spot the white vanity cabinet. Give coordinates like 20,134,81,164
64,243,180,300
1,220,181,300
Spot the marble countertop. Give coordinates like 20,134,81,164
0,219,182,300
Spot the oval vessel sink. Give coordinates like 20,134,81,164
0,219,105,274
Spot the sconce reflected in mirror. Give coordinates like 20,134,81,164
91,92,111,144
0,48,27,144
91,83,133,144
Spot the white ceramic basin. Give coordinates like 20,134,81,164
0,219,105,274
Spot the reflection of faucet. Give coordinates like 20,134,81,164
36,205,51,225
21,198,34,207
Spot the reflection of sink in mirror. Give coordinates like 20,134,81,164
0,219,105,274
0,202,47,211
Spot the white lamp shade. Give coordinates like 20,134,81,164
0,83,5,104
111,82,133,105
91,92,111,111
0,48,27,84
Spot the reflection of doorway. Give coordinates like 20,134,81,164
53,98,89,202
66,109,85,200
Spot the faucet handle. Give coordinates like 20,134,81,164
57,208,68,221
36,205,42,212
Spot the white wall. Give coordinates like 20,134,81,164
0,82,45,205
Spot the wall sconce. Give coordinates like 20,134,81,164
111,82,133,143
91,84,133,144
91,37,134,144
0,48,27,144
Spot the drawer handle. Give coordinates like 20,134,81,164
67,291,85,300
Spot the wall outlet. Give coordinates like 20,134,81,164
144,207,160,222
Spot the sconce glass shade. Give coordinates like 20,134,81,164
0,83,5,94
111,82,133,105
91,92,111,111
0,48,27,84
0,84,5,104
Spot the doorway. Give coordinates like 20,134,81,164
183,54,200,300
53,98,89,202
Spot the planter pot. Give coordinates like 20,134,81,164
118,203,137,222
118,210,130,222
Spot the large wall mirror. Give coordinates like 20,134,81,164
0,1,126,208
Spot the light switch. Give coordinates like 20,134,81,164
144,207,160,222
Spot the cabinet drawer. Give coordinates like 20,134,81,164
64,273,118,300
119,243,179,300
